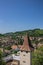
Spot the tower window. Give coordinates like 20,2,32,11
23,61,26,63
26,51,28,53
23,54,25,56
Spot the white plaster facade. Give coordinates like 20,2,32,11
19,51,31,65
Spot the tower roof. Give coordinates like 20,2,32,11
20,34,34,51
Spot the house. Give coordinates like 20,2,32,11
11,45,18,50
3,34,34,65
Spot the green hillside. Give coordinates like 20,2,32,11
0,28,43,37
13,28,43,37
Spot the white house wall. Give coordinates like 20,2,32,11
19,51,31,65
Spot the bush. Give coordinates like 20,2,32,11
32,46,43,65
0,50,6,65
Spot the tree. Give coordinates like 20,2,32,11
35,40,39,49
32,46,43,65
0,50,6,65
33,37,39,49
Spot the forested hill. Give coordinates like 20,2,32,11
14,29,43,37
0,29,43,37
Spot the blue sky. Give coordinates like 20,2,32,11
0,0,43,33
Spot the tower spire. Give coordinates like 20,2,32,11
20,34,30,51
20,34,33,51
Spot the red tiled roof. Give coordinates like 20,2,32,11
11,45,17,50
20,35,33,51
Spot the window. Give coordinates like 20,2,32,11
26,51,28,53
23,54,25,56
23,61,26,63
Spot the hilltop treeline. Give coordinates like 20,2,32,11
0,28,43,37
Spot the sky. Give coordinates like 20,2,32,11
0,0,43,33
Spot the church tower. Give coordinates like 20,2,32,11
19,34,33,65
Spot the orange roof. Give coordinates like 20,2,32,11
11,45,17,50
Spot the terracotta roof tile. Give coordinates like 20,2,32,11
11,45,17,50
20,35,33,51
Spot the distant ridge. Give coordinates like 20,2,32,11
0,28,43,37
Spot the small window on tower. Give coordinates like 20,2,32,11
23,54,25,56
26,51,28,53
23,61,26,63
